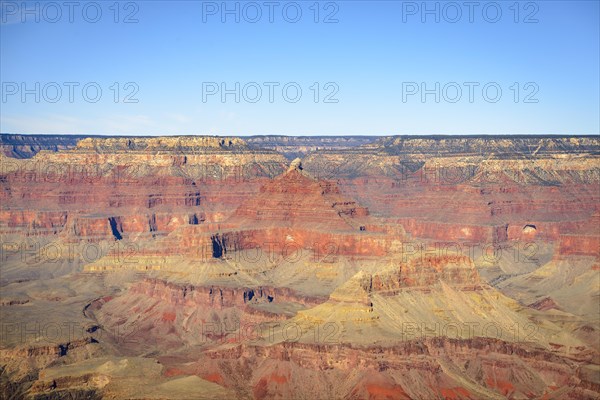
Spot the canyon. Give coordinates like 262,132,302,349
0,134,598,399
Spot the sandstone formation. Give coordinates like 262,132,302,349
1,134,598,399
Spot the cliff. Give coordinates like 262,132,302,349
1,134,598,399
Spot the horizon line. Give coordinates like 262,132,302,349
2,133,599,139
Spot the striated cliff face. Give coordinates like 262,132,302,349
193,338,599,400
129,278,326,309
376,135,600,156
0,134,82,158
1,134,599,399
245,135,378,159
0,135,288,245
359,253,482,292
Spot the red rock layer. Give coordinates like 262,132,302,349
190,338,598,400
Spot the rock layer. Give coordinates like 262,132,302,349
1,134,598,399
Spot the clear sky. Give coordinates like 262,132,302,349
1,0,598,135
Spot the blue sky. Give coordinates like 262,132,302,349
1,0,598,135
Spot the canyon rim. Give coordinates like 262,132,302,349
0,134,599,399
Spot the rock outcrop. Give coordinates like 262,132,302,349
1,134,598,399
